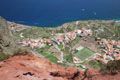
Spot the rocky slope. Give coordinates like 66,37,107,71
0,55,120,80
0,16,17,55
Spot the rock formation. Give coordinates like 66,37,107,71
0,16,17,55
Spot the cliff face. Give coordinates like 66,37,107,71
0,17,12,36
0,16,17,55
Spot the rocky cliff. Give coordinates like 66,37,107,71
0,16,17,55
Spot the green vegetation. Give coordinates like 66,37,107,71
63,47,70,54
75,37,81,43
76,65,84,70
100,60,120,74
20,27,53,39
113,23,120,40
41,52,48,56
45,53,58,63
68,37,81,47
13,34,21,38
55,29,64,33
0,53,10,61
74,47,95,61
40,34,50,39
36,48,44,53
65,22,76,32
37,48,58,63
93,64,101,69
58,45,63,50
97,27,113,39
45,45,51,49
64,53,73,63
13,48,32,56
88,60,101,69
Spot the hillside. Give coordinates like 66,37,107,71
0,17,19,60
0,17,120,80
11,19,120,69
1,55,120,80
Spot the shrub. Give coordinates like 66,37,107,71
55,29,64,33
88,60,101,69
13,34,21,38
65,53,73,63
41,52,48,56
13,48,32,56
45,45,51,50
0,53,10,61
100,60,120,75
58,45,63,50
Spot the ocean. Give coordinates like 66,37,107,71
0,0,120,27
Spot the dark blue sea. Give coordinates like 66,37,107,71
0,0,120,27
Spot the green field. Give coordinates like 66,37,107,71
45,53,58,63
74,47,95,61
37,48,58,63
88,60,101,69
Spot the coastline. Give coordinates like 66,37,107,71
8,19,120,28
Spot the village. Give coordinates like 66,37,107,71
8,20,120,70
95,38,120,64
14,25,95,66
18,27,93,51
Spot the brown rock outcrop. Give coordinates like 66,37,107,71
0,16,17,55
0,55,120,80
